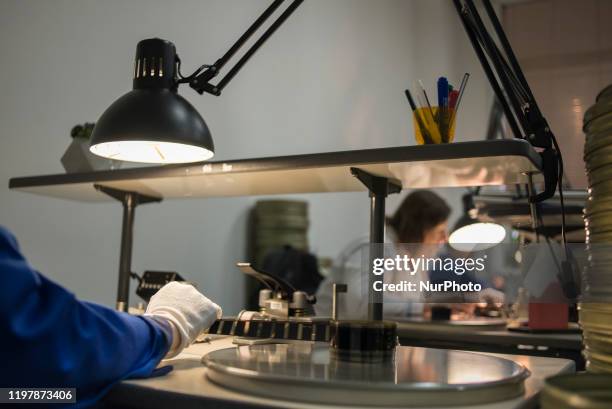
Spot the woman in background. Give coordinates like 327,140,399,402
315,190,451,319
315,190,504,320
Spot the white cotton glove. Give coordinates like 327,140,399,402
144,281,222,358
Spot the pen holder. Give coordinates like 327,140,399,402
413,106,456,145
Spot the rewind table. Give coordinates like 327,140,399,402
102,336,574,409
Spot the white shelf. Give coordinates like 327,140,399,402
9,140,542,202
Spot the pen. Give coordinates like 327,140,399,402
405,89,434,144
449,90,459,109
437,77,449,108
454,73,470,113
418,80,436,121
449,73,470,130
437,77,449,142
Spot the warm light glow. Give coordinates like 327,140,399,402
90,141,213,164
448,222,506,252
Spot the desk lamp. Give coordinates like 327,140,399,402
449,191,506,252
90,0,303,164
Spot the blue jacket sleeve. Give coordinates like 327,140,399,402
0,226,172,407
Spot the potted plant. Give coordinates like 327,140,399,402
61,122,120,172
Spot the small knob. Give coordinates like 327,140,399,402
258,289,272,309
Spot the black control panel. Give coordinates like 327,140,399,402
136,270,185,301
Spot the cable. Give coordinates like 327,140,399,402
544,236,562,274
548,135,579,299
550,135,567,249
175,56,211,83
176,56,187,79
130,272,142,284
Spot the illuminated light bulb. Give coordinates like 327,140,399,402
90,141,213,164
448,222,506,252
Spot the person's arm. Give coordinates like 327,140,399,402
0,226,216,406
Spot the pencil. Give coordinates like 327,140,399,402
405,89,434,144
418,80,436,122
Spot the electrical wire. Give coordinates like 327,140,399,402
175,56,211,84
544,236,563,274
550,134,568,254
130,272,142,284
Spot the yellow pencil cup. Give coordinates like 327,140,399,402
413,106,456,145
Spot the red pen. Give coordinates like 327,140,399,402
449,90,459,109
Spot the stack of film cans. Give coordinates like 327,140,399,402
253,200,309,265
582,84,612,373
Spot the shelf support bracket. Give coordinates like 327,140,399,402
94,184,163,312
350,168,401,321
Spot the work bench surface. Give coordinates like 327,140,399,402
104,335,574,409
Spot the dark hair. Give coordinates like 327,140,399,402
386,190,450,243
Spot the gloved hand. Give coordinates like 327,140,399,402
144,282,222,358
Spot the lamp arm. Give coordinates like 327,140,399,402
455,0,529,141
481,0,536,103
188,0,304,96
452,0,523,141
454,0,560,203
455,0,570,288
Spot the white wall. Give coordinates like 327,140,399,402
0,0,493,314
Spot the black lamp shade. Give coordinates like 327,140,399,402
452,214,474,233
90,38,214,164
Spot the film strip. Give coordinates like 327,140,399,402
206,318,333,342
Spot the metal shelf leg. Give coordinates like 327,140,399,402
350,168,401,321
95,185,162,312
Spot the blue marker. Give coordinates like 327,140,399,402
437,76,449,108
